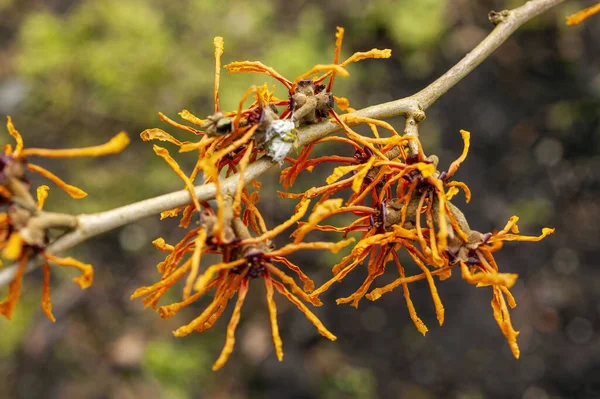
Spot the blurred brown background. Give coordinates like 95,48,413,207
0,0,599,398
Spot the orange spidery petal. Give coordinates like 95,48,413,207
314,135,363,150
366,265,454,301
2,232,25,261
378,172,405,201
242,199,311,245
497,216,520,236
491,285,520,359
36,185,49,209
265,263,322,306
343,115,400,136
294,222,352,234
3,143,13,155
153,145,201,213
158,275,221,319
394,250,428,335
224,61,292,90
444,203,470,243
178,110,207,126
478,248,500,272
293,64,349,84
493,227,555,243
194,258,246,293
152,237,175,252
460,261,517,289
160,206,185,220
174,273,235,337
232,142,255,218
425,204,445,267
209,124,257,162
333,96,351,112
280,143,316,189
310,252,371,299
242,191,267,234
27,163,87,199
212,278,249,371
301,155,359,170
271,279,337,341
292,199,343,243
158,228,202,274
337,247,390,307
415,191,431,257
44,254,93,289
368,123,380,140
0,185,12,199
501,285,517,308
264,272,284,361
326,26,345,91
196,279,241,333
183,229,207,299
179,204,196,229
326,163,366,185
348,166,389,206
0,257,27,320
131,258,192,301
158,112,203,135
6,116,24,157
429,178,448,252
331,112,389,159
400,180,418,227
446,181,471,203
213,36,224,113
22,132,129,158
267,238,355,258
41,261,56,322
340,48,392,67
140,128,183,146
405,244,445,326
566,3,600,26
204,135,224,159
196,161,225,241
232,86,258,130
446,129,470,179
352,157,377,193
179,136,219,153
445,186,460,202
271,256,315,292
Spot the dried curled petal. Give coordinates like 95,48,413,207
27,164,87,199
292,199,343,243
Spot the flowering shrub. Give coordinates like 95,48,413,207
1,2,596,371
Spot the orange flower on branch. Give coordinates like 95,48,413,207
0,117,128,321
0,186,93,321
225,26,391,125
132,171,354,369
3,116,129,199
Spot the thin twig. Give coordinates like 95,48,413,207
0,0,565,288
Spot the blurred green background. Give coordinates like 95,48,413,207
1,0,599,398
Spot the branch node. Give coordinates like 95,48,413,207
413,107,426,123
489,9,511,25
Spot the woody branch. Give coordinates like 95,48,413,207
0,0,565,288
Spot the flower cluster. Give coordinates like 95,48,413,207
0,117,129,320
2,25,559,369
130,27,554,368
131,28,387,370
